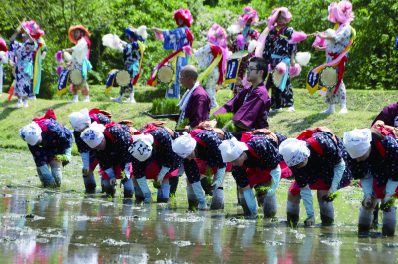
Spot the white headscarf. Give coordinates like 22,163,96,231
343,128,371,158
219,137,248,162
69,108,91,131
279,138,311,167
172,133,197,158
129,134,154,161
20,122,42,146
177,82,200,126
80,123,106,148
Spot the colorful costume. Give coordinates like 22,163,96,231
22,21,46,98
0,38,8,94
69,108,112,193
172,131,232,210
344,129,398,236
81,122,133,198
312,1,355,114
227,7,259,95
262,7,302,111
148,9,193,99
20,110,73,188
108,26,146,103
129,125,182,203
213,81,271,129
177,82,211,129
67,25,92,102
194,24,228,108
280,129,352,226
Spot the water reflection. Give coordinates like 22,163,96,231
0,187,397,263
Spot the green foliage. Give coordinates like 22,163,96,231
205,167,213,185
54,155,68,162
177,118,190,129
214,112,234,128
254,185,270,197
150,98,180,114
153,180,161,189
381,196,396,211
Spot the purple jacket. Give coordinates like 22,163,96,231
182,85,211,128
372,102,398,128
213,85,271,129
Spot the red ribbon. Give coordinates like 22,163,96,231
328,52,348,94
272,26,286,41
210,45,224,86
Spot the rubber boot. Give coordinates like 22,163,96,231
85,183,97,194
263,193,277,218
124,190,134,199
239,193,251,215
136,177,152,203
319,200,334,226
51,168,62,187
104,186,116,197
286,200,300,227
372,202,379,229
169,176,179,197
382,207,397,236
243,189,257,218
200,177,213,196
134,185,145,204
254,183,265,207
157,183,170,203
358,207,373,236
210,188,224,210
192,181,207,210
187,186,199,211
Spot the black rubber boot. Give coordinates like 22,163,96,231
240,198,251,216
372,203,379,229
287,213,300,228
103,187,116,198
358,224,371,236
200,177,213,196
124,190,134,199
85,183,97,194
101,184,105,193
135,195,145,204
157,197,170,203
169,176,179,197
320,214,334,226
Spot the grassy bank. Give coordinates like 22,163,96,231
0,85,396,154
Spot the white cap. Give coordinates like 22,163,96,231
129,134,154,161
343,128,372,158
172,133,197,158
279,138,310,167
80,122,106,148
20,122,42,146
69,108,91,131
219,137,248,162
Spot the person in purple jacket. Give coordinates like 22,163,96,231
372,102,398,128
213,57,271,130
176,65,211,131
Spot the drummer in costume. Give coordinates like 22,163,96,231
9,21,38,108
20,109,73,188
176,65,211,131
80,122,134,198
219,133,286,218
172,130,232,210
194,23,228,108
69,108,113,194
313,1,355,114
213,57,271,131
279,128,352,226
110,26,146,104
148,9,194,99
262,7,302,113
0,38,8,95
226,6,259,95
21,21,47,100
62,25,92,103
128,123,182,203
343,129,398,236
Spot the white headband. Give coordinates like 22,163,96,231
80,122,106,148
343,128,371,159
172,133,196,158
219,137,248,162
69,108,91,131
129,134,154,162
279,138,310,167
20,122,42,146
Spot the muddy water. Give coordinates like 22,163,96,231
0,187,397,264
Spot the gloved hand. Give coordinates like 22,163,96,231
304,216,315,226
109,178,117,186
211,167,226,190
156,166,170,183
105,168,116,186
82,167,93,177
362,194,373,209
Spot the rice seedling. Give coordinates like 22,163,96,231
153,180,161,189
150,98,180,115
176,118,190,129
205,167,213,185
255,185,270,197
381,196,396,211
214,113,234,128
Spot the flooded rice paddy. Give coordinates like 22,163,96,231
0,150,397,263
